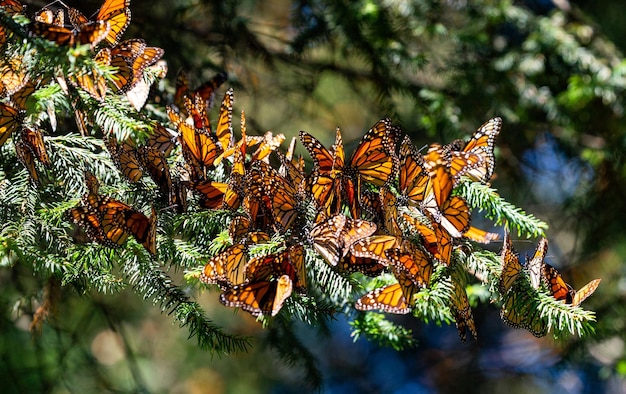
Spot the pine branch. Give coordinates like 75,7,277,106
120,249,251,353
458,180,549,238
174,302,251,354
304,250,359,311
350,312,417,351
46,134,119,192
412,265,455,325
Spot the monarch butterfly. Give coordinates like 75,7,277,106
142,207,157,255
168,180,188,214
187,180,227,209
527,237,548,290
67,172,154,253
220,148,245,211
243,161,281,231
35,7,65,27
500,281,547,338
15,140,40,184
227,216,271,245
0,102,23,147
244,246,300,285
68,0,131,46
401,211,452,265
16,128,47,183
200,244,248,289
174,70,228,112
276,144,306,188
355,283,411,314
360,189,383,225
288,244,307,292
21,127,49,165
250,131,285,163
229,216,250,243
220,247,298,317
340,235,397,276
66,205,106,245
84,170,100,196
146,122,175,157
29,20,111,48
9,80,37,110
450,271,477,341
136,145,173,197
386,242,433,288
0,56,28,97
310,214,377,267
339,252,386,277
300,118,398,217
168,105,222,181
378,186,402,236
542,264,601,306
463,226,499,244
421,147,471,238
347,235,398,266
213,88,234,151
498,229,521,295
218,128,283,168
100,198,152,247
0,0,24,47
107,39,162,93
447,117,502,183
428,212,455,266
214,108,246,169
102,40,136,93
271,172,300,232
397,135,428,207
70,48,111,101
220,274,293,317
105,134,143,182
127,45,163,89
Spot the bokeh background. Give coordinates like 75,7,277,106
2,0,626,392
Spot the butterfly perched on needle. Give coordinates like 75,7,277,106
446,117,502,184
498,228,521,295
218,246,302,317
542,263,601,307
68,0,131,46
310,214,377,267
29,19,111,48
500,280,548,338
300,118,398,218
449,268,478,341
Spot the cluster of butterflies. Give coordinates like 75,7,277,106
1,1,601,341
499,230,601,337
0,0,164,182
153,76,504,339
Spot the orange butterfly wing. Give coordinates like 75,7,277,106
355,283,411,314
498,229,521,294
220,275,292,317
451,117,502,183
398,135,428,206
542,263,573,303
0,102,23,146
95,0,131,45
201,244,247,289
